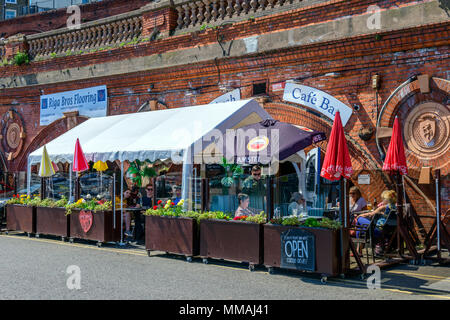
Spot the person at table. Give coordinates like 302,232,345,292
235,193,255,217
288,192,306,216
141,183,154,208
171,185,182,204
355,190,397,255
242,165,266,212
122,189,135,237
349,186,367,214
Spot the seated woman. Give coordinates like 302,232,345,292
355,190,397,255
349,186,367,216
123,188,141,238
288,192,306,216
235,193,255,217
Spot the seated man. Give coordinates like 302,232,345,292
141,183,154,208
171,185,182,205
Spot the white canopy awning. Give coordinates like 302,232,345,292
28,99,271,165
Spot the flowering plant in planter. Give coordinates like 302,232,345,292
144,199,198,219
268,216,341,230
7,194,41,206
64,197,112,215
233,212,267,224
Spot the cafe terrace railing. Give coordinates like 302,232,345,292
4,0,326,61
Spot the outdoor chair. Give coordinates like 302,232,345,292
351,214,377,264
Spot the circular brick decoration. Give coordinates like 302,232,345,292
404,102,450,160
6,123,21,149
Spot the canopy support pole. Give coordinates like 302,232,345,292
113,172,116,229
69,163,73,202
119,161,125,246
27,160,31,196
181,147,193,211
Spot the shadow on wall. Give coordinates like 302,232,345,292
439,0,450,16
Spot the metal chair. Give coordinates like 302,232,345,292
351,214,377,264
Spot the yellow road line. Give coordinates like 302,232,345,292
0,234,147,257
386,270,450,281
328,278,450,298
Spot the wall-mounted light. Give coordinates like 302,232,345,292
372,74,380,89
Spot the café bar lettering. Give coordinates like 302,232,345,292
283,82,353,126
280,228,315,272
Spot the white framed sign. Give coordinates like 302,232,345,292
358,174,371,185
40,85,108,126
210,89,241,104
283,82,353,126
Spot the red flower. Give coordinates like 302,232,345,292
153,205,158,210
171,203,175,206
233,215,247,221
157,200,162,205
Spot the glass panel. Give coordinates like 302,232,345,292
154,173,182,205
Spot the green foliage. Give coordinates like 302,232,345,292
14,51,30,66
268,216,342,230
220,157,243,187
244,212,266,224
198,211,231,222
127,160,157,187
50,52,57,58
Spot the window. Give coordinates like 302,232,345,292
6,0,17,4
252,82,267,96
5,9,17,20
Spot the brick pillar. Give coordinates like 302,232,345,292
141,0,178,38
4,34,29,60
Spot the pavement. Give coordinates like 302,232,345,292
0,232,449,300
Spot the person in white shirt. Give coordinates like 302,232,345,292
349,186,367,213
288,192,306,216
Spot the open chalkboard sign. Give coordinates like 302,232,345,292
280,228,315,272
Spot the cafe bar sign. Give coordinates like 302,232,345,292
280,228,315,271
283,81,353,126
40,85,108,126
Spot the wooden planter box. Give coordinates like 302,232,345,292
69,209,121,244
145,215,199,259
6,204,36,234
36,207,69,239
263,224,342,277
200,219,263,267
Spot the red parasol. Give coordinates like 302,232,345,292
382,116,408,175
72,138,89,172
320,111,353,181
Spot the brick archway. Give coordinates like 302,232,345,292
379,77,450,177
15,115,88,171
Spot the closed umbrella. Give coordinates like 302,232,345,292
39,145,55,177
72,138,89,200
320,111,353,181
73,138,89,172
39,145,55,199
382,116,417,259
